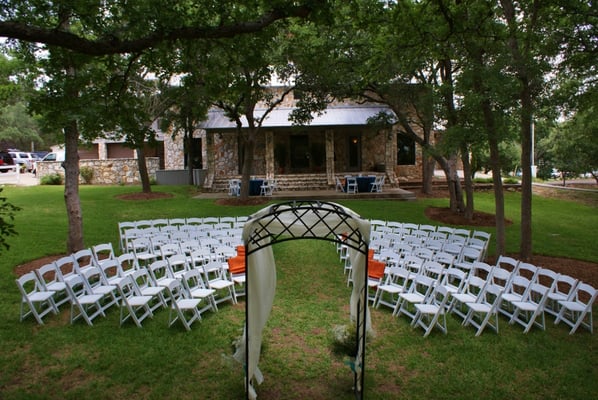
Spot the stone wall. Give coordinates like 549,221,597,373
36,158,160,185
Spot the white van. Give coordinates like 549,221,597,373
33,151,66,175
41,151,66,162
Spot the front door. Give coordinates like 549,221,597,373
347,135,361,171
290,135,310,172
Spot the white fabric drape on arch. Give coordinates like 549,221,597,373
232,202,372,399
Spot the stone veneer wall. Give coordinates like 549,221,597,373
212,132,266,177
36,158,160,185
162,130,207,170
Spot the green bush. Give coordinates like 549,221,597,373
503,177,520,184
473,177,493,184
40,173,63,185
80,166,94,184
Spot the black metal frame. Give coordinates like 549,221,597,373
243,200,369,399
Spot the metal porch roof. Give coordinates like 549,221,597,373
198,105,395,130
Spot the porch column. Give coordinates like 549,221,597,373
385,127,399,186
97,141,107,160
205,130,215,189
265,130,275,179
325,129,335,185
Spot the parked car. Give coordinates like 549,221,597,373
33,151,65,175
8,151,38,172
0,150,16,172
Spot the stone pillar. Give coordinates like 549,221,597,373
98,142,107,160
265,130,275,179
205,131,215,189
385,127,399,186
325,130,335,185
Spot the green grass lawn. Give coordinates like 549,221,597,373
1,185,596,399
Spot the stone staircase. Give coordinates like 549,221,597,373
210,173,331,193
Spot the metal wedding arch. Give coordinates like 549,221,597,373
232,201,372,400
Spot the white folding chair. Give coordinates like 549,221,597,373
335,177,346,192
147,260,178,288
35,262,70,308
81,266,119,311
462,284,504,336
167,253,191,280
64,275,107,326
499,275,532,320
92,242,116,267
160,242,182,260
115,275,154,328
130,237,158,267
118,221,136,252
346,177,358,194
117,252,138,277
412,285,450,337
555,282,597,334
181,269,218,313
449,274,488,322
228,179,240,196
201,260,237,306
374,266,411,310
16,272,58,324
394,274,435,322
73,248,95,275
131,269,168,313
165,280,203,331
508,283,550,333
260,179,273,196
54,255,79,284
370,175,385,192
544,273,578,319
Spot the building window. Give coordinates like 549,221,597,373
397,134,416,165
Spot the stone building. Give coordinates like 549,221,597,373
163,89,426,189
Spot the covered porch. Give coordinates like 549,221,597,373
200,104,402,189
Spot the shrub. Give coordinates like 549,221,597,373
80,166,94,184
473,177,493,184
503,177,520,184
40,173,63,185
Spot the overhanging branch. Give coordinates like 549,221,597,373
0,6,312,55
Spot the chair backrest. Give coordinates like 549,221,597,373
570,282,597,307
402,255,424,274
17,271,46,297
148,260,173,284
99,258,122,283
496,255,519,273
117,252,138,274
36,262,63,287
92,243,115,266
73,248,94,273
55,255,78,281
515,262,539,281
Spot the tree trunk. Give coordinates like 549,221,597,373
64,120,84,253
186,117,195,185
422,155,435,194
239,129,256,200
519,85,533,260
460,143,474,221
136,147,152,193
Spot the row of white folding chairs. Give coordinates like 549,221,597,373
120,225,244,252
370,242,484,272
371,230,489,260
370,219,490,240
371,254,596,336
118,216,248,250
19,249,235,329
121,216,248,230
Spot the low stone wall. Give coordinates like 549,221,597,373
36,158,160,185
